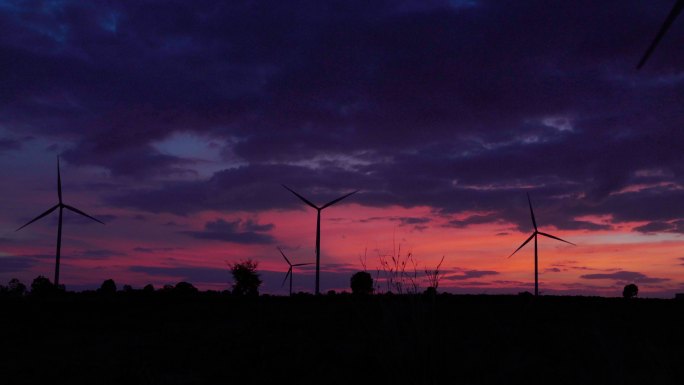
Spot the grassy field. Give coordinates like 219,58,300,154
1,292,683,385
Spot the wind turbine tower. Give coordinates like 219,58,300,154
508,193,575,296
282,185,357,295
16,157,105,286
278,247,313,296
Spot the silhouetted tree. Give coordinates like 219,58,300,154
174,281,198,294
7,278,27,297
30,276,56,296
229,259,262,296
424,286,437,297
350,271,374,295
99,279,117,294
143,284,155,293
623,283,639,298
123,284,133,292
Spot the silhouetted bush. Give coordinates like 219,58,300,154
174,281,198,294
229,259,262,296
99,279,117,295
7,278,27,297
123,284,133,292
143,284,155,293
350,271,374,295
30,276,57,296
424,286,437,297
623,283,638,299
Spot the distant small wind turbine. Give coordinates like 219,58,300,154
282,185,358,295
508,193,575,296
16,157,105,287
637,0,683,69
278,247,313,296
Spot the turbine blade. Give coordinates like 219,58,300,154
508,233,535,259
16,204,60,231
292,263,314,267
278,247,292,266
637,0,684,69
527,192,537,231
63,205,105,224
321,190,358,209
537,231,576,246
57,156,63,204
282,185,318,209
281,267,292,287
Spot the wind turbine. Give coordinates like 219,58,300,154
637,0,683,69
16,157,105,287
278,247,313,296
282,185,358,295
508,193,575,296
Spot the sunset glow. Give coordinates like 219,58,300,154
1,0,684,297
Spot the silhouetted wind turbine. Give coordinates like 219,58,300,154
637,0,683,69
16,157,104,287
282,185,358,295
278,247,313,296
508,193,575,296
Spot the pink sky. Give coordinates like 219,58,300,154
3,194,683,297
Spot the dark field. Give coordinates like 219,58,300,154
2,293,683,385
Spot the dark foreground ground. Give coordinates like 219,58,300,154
1,293,683,385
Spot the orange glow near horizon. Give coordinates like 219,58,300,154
2,202,684,297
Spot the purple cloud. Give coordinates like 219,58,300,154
580,270,670,284
182,218,276,244
445,269,500,280
0,256,37,273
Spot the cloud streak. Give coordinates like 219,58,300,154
182,218,276,244
580,270,670,284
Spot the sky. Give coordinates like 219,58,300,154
1,0,684,297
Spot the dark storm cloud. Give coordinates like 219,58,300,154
2,0,683,231
580,270,670,284
108,163,370,215
62,143,197,177
182,218,276,244
634,219,684,234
